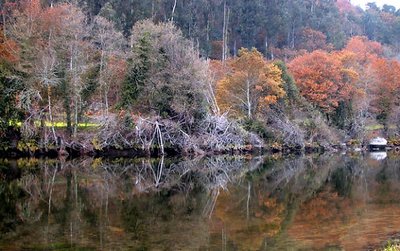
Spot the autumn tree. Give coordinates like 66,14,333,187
0,28,18,63
7,0,42,73
297,28,332,52
341,37,383,136
344,36,383,64
216,48,285,119
5,0,58,143
369,58,400,127
288,50,357,115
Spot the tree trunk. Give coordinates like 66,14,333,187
222,1,230,63
171,0,177,22
104,87,109,117
73,95,78,137
47,86,57,142
206,19,210,58
99,49,109,117
233,40,237,57
246,79,252,119
246,181,251,220
61,79,72,135
207,74,220,115
222,0,227,62
41,112,48,151
291,22,295,49
155,121,164,155
225,8,230,60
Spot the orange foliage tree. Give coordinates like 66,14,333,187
344,36,383,64
337,37,383,134
341,37,400,130
288,50,358,113
336,0,356,13
298,28,332,52
0,28,18,63
216,48,285,119
369,57,400,123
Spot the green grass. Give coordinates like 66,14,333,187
383,244,400,251
8,120,99,129
365,124,397,131
366,124,385,131
382,241,400,251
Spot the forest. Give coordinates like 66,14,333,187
1,0,400,156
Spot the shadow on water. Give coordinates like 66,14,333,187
0,153,400,250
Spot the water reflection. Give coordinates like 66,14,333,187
370,151,388,161
0,154,400,250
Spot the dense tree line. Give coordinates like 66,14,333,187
1,0,400,156
8,0,397,60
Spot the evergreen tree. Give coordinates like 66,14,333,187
120,33,151,110
274,60,299,104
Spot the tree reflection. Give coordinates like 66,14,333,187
1,154,400,250
0,160,24,233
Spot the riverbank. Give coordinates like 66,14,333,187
3,115,398,159
0,135,326,159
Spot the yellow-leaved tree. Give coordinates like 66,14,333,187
216,48,285,119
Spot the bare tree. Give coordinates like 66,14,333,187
92,16,126,118
350,66,374,140
62,6,90,136
35,49,60,142
222,0,230,63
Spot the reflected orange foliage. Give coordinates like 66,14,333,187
287,177,400,250
213,189,286,250
287,189,358,249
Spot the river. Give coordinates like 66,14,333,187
0,153,399,250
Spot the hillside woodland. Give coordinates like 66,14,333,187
1,0,400,156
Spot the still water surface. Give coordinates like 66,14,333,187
0,153,399,250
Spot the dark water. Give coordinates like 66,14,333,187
0,153,399,250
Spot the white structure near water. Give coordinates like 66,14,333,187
369,137,388,146
369,137,388,151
